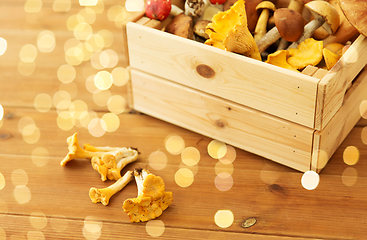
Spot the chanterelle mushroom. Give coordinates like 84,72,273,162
256,8,304,53
265,50,299,72
205,0,261,60
288,1,340,49
122,168,173,222
287,38,323,69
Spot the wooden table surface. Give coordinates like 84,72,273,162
1,1,367,239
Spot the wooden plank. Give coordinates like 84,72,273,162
127,22,320,129
315,35,367,130
131,69,314,172
311,67,367,172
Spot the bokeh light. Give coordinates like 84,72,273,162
146,220,165,237
219,145,236,163
14,185,32,204
149,150,168,170
125,0,145,12
301,171,320,190
19,44,38,63
83,216,102,240
59,82,78,99
181,147,200,166
101,113,120,132
86,0,104,14
97,30,114,48
31,147,49,167
165,135,185,155
78,8,96,24
311,150,329,171
18,117,35,133
67,14,86,32
99,49,119,68
343,146,359,165
111,67,129,86
86,34,104,53
0,104,3,121
0,37,7,55
208,140,227,159
107,95,127,114
37,30,56,52
175,168,194,188
215,161,233,176
22,125,41,144
88,118,107,137
214,210,234,228
74,22,93,40
179,161,199,175
27,231,45,240
342,167,358,187
29,212,47,230
360,100,367,119
94,71,113,90
53,0,71,12
57,111,75,131
69,100,88,119
0,173,5,190
93,90,111,107
34,93,52,113
215,172,233,192
11,169,28,186
79,0,98,6
361,127,367,145
24,0,42,12
18,61,36,76
53,91,71,108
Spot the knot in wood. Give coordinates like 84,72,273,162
196,64,215,78
215,119,228,128
0,131,12,140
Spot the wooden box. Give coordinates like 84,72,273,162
123,2,367,172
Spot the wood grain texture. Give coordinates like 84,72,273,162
127,23,319,129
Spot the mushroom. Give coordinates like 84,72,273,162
253,1,276,42
256,8,304,53
265,50,299,72
205,0,261,60
184,0,210,20
287,1,340,49
339,0,367,38
193,20,211,39
165,13,194,39
287,38,323,70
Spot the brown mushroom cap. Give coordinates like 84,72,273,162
339,0,367,37
274,8,304,42
305,1,340,34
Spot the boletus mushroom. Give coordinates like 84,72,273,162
256,8,304,53
165,13,194,39
339,0,367,37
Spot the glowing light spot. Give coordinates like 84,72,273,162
88,118,106,137
18,61,36,76
311,150,329,171
107,5,125,21
57,111,75,131
97,30,113,48
343,146,359,166
101,113,120,132
93,90,111,107
181,147,200,166
81,42,94,62
94,71,113,90
90,51,104,69
37,30,55,52
23,125,40,144
53,0,71,12
215,172,233,191
34,93,52,113
64,38,82,52
215,161,233,176
50,215,68,233
69,100,88,119
79,111,98,128
29,212,47,230
165,135,185,155
31,147,49,167
111,67,129,86
146,220,165,237
86,34,104,52
24,0,42,12
86,0,104,14
83,216,102,240
100,49,118,68
85,75,99,93
79,0,98,6
219,145,236,163
19,44,37,63
67,14,86,31
14,185,31,204
125,0,145,12
53,91,71,108
342,167,358,187
107,95,126,114
301,171,320,190
179,161,199,175
18,117,35,133
362,127,367,145
78,8,96,24
0,38,7,55
208,140,227,159
148,151,168,170
175,168,194,188
214,210,234,228
27,231,44,240
0,173,5,190
74,22,93,40
59,82,78,99
65,46,83,66
0,104,3,121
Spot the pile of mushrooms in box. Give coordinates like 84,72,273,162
145,0,367,72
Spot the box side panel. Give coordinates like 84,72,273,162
126,23,319,129
312,67,367,172
316,35,367,130
131,69,314,172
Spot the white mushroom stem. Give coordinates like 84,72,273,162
89,170,134,205
134,168,150,196
287,16,325,49
256,26,281,53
